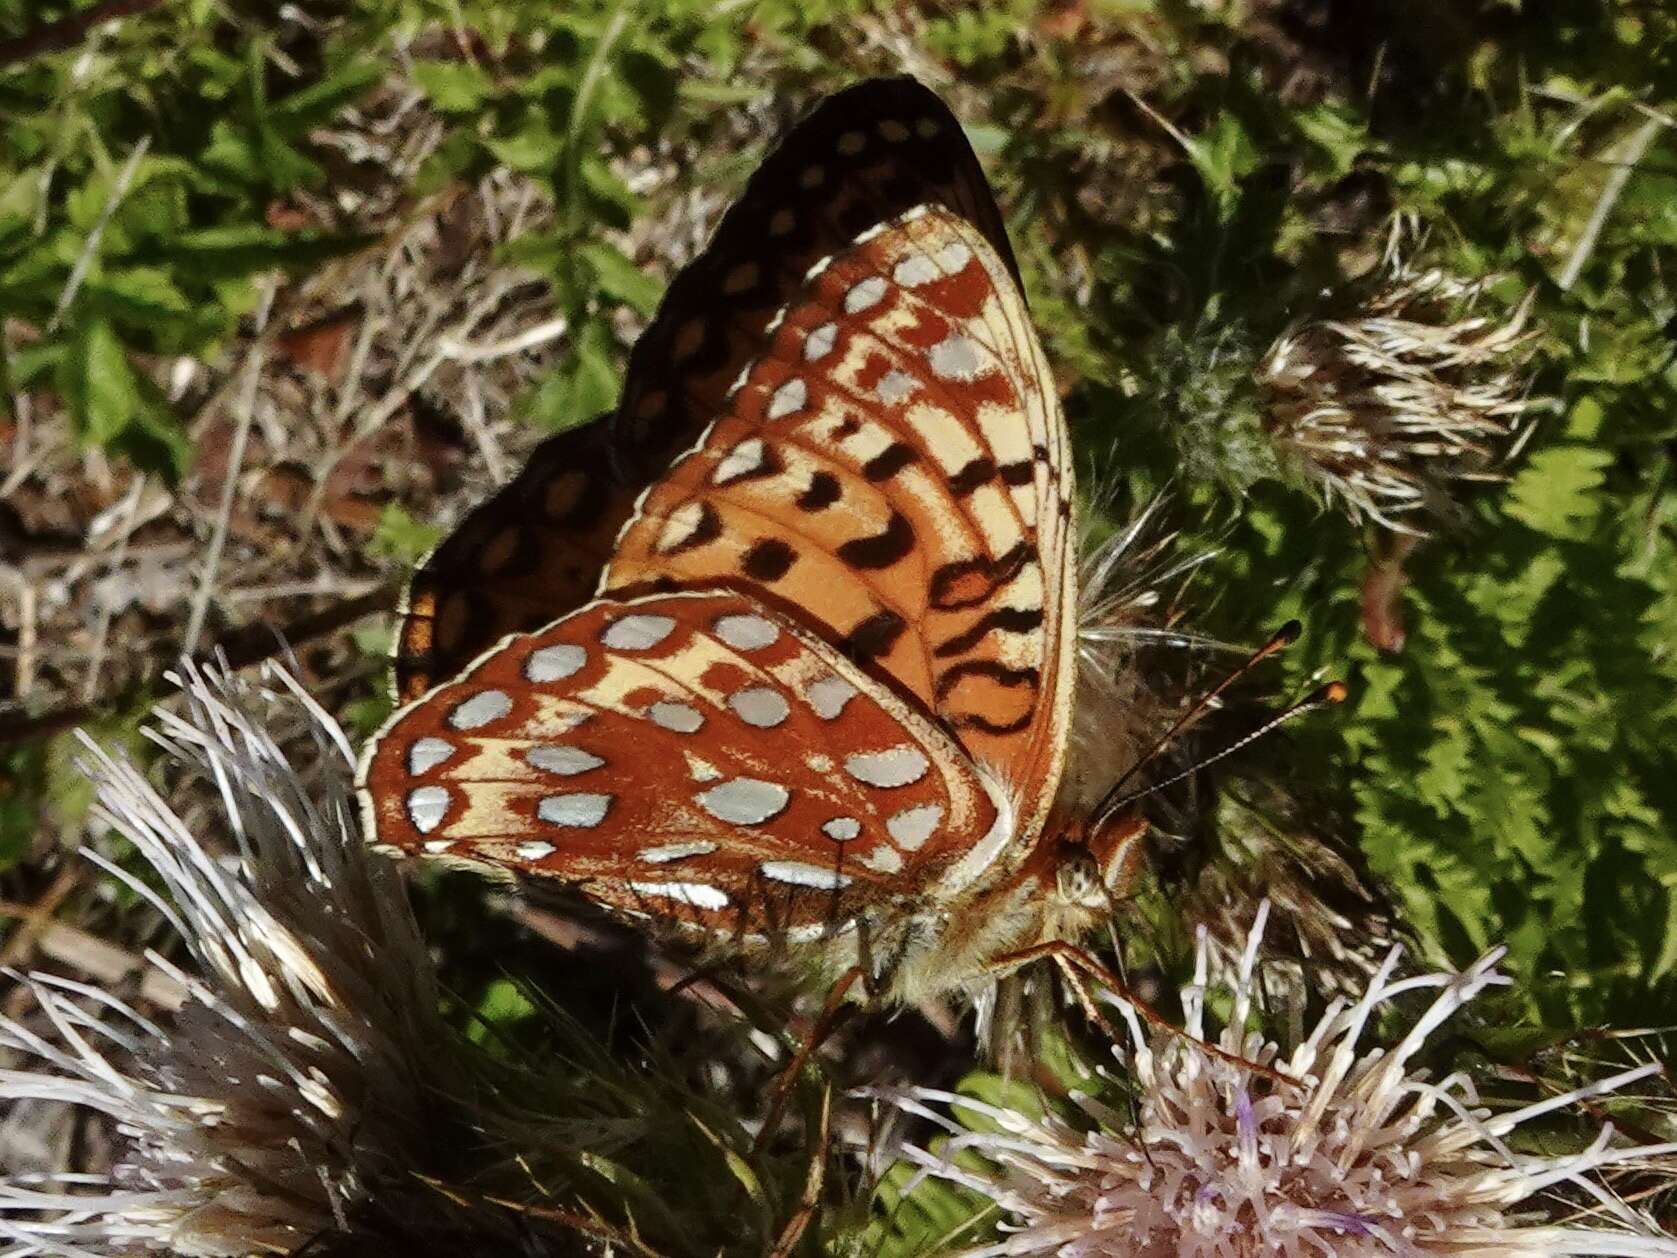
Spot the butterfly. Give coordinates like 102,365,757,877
357,78,1144,1004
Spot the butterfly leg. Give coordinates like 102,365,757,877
983,940,1297,1087
1039,957,1161,1172
755,964,866,1153
1048,951,1128,1045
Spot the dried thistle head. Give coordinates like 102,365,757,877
1258,252,1537,533
878,906,1677,1256
0,662,481,1255
0,661,829,1257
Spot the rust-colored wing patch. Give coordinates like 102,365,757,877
363,590,1002,936
605,207,1076,851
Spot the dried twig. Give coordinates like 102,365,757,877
0,866,80,974
47,136,152,333
0,898,186,1008
80,475,146,702
11,578,36,699
182,281,275,656
0,582,398,751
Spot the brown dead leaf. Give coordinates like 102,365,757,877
254,463,312,514
265,201,316,232
274,308,361,382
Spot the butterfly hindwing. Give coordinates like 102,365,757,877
395,417,618,701
395,78,1019,701
362,591,1005,936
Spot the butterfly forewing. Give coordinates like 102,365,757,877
395,79,1019,701
605,206,1077,846
362,591,1004,936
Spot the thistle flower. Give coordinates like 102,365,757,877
0,662,468,1256
1258,256,1537,533
880,904,1677,1256
1176,782,1398,998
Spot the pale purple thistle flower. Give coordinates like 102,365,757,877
879,904,1677,1257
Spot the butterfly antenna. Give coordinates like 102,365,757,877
1088,620,1303,825
1096,680,1348,823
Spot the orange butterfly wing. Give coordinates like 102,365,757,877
361,591,1005,932
365,79,1077,942
394,79,1021,701
605,206,1076,849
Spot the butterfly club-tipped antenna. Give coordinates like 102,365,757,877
1087,620,1346,835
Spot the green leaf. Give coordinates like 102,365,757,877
867,1160,996,1257
200,119,267,187
581,241,662,315
268,59,383,130
616,49,677,127
487,110,563,173
1504,446,1614,540
419,127,492,195
1564,395,1606,439
412,59,496,113
467,978,537,1044
79,266,191,326
1187,111,1260,219
1292,101,1374,177
112,390,193,481
527,320,620,429
62,320,141,445
254,125,323,191
371,503,444,564
577,155,638,228
150,224,373,279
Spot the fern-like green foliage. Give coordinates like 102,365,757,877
994,2,1677,1027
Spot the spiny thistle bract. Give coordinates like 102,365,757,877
0,662,816,1257
1257,254,1537,534
1175,780,1398,998
1068,490,1223,814
876,904,1677,1256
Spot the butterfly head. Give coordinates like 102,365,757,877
1028,809,1149,945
